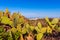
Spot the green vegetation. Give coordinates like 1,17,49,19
0,9,60,40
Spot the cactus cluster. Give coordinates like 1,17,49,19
0,9,60,40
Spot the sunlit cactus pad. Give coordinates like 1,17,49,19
0,9,60,40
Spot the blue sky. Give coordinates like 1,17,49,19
0,0,60,18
